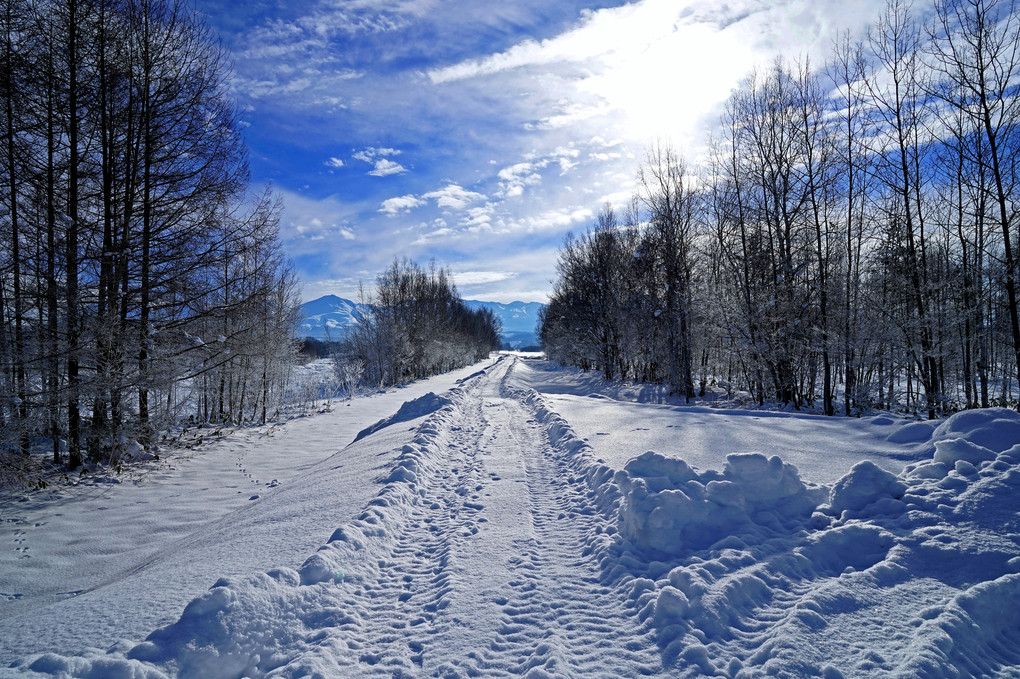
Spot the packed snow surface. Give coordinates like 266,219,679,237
2,355,1019,678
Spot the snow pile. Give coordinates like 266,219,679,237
352,391,451,442
615,451,826,556
22,385,471,678
905,407,1020,481
608,407,1020,677
827,460,906,516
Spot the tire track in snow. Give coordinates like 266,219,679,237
285,378,496,677
289,356,659,677
423,357,661,677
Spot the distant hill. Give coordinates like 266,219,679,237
296,295,373,340
298,295,545,347
464,300,545,348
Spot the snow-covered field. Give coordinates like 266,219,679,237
2,354,1019,678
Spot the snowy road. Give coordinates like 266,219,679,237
5,354,1020,678
407,358,659,676
266,356,659,676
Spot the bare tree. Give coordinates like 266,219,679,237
866,0,943,418
638,142,698,399
929,0,1020,408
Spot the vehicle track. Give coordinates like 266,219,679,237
278,356,659,677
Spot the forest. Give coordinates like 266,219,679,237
541,0,1020,420
341,258,502,389
0,0,502,483
0,0,300,475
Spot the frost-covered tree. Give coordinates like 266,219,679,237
0,0,299,474
346,259,500,388
543,0,1020,416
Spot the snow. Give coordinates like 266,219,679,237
512,358,930,484
3,355,1020,677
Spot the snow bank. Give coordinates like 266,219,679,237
352,391,451,442
503,358,621,520
608,407,1020,677
904,407,1020,481
18,380,474,679
13,359,1020,679
615,451,825,556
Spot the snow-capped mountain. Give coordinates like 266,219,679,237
298,295,545,347
463,300,544,334
464,300,545,348
297,295,373,340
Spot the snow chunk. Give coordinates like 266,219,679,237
933,438,996,466
798,523,895,576
724,453,808,503
616,451,823,556
930,407,1020,454
828,460,906,516
653,586,690,625
353,392,451,442
621,451,698,491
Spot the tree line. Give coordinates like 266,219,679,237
0,0,299,476
341,258,501,388
541,0,1020,419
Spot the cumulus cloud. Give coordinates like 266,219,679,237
497,162,543,198
353,147,402,162
379,183,485,217
494,145,581,199
368,159,408,176
453,270,518,286
380,194,424,215
462,205,495,230
423,184,486,210
354,147,408,176
325,157,346,168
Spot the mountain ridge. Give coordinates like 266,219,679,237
298,295,544,347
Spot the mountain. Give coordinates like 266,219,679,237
298,295,545,347
464,300,545,348
296,295,372,340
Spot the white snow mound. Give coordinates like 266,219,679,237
612,407,1020,677
615,451,825,556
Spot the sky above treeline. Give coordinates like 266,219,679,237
196,0,892,304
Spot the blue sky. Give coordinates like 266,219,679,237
196,0,888,303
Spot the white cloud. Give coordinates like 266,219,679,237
368,158,408,176
325,157,345,168
427,0,856,151
519,206,593,233
497,161,546,199
462,205,495,230
353,146,402,162
453,270,518,286
423,184,486,210
380,194,424,215
412,227,457,245
353,148,408,176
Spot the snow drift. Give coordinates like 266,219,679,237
12,356,1020,678
609,407,1020,677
